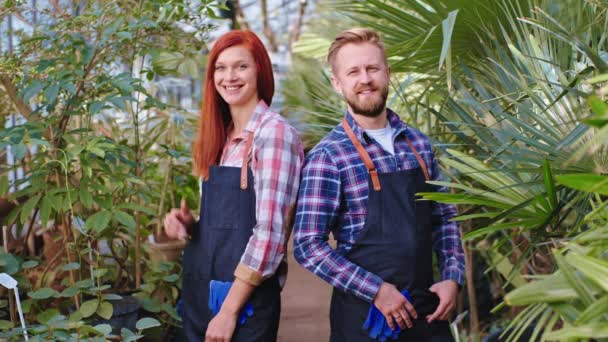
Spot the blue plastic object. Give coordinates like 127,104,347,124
176,298,183,318
362,289,413,341
208,280,254,325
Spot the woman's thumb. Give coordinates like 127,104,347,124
180,198,188,213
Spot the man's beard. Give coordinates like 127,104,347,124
344,84,389,118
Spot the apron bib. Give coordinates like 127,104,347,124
181,132,280,342
329,118,452,342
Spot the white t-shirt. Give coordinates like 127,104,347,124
365,124,395,155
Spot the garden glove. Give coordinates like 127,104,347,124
363,289,412,341
208,280,254,325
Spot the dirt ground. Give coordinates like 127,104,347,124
277,242,332,342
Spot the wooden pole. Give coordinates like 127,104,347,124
463,227,479,336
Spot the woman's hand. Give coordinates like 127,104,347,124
164,199,195,240
205,309,238,342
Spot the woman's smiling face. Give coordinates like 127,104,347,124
214,45,259,108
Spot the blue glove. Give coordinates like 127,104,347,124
363,289,413,341
208,280,254,325
176,298,183,319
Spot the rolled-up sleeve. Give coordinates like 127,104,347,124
235,121,304,285
293,149,383,303
430,154,465,286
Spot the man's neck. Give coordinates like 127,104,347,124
349,107,388,130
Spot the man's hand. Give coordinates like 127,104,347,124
426,280,459,322
164,199,195,240
205,309,238,342
373,283,417,330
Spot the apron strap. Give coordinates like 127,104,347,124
240,132,255,190
404,138,430,182
342,117,432,189
342,118,381,191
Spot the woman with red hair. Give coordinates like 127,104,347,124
164,30,303,341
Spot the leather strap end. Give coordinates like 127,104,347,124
370,169,381,191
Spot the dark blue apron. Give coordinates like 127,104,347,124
329,118,453,342
181,132,281,342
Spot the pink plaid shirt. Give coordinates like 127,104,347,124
219,100,303,287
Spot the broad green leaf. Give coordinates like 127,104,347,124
162,274,179,282
565,253,608,292
0,176,8,195
21,80,45,102
21,299,31,313
121,327,140,342
39,195,53,228
29,287,58,300
116,203,155,215
69,310,82,322
37,308,60,324
575,295,608,324
505,273,577,306
555,253,593,306
86,210,112,233
139,297,161,313
88,101,104,114
544,323,608,340
136,317,161,330
3,206,20,227
88,147,106,158
90,285,111,292
0,252,19,274
114,211,136,230
542,159,557,209
463,218,542,241
93,268,108,278
22,260,39,269
0,320,14,330
79,185,94,209
556,174,608,195
109,97,127,111
478,243,526,288
97,301,113,320
62,262,80,271
75,278,94,288
60,286,80,298
177,58,199,78
103,294,122,301
80,299,98,318
94,324,112,336
11,143,26,161
439,10,458,89
44,83,60,103
20,194,41,224
589,96,608,116
587,73,608,83
450,212,500,222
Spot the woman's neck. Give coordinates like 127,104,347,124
229,97,260,136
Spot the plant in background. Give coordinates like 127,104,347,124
0,0,223,338
497,76,608,341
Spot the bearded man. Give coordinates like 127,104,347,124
293,28,465,341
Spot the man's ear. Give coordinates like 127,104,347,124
330,74,343,96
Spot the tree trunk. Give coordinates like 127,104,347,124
260,0,278,52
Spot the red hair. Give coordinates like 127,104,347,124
193,30,274,178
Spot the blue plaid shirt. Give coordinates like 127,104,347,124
293,110,465,303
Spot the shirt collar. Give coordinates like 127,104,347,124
244,99,269,133
343,108,408,145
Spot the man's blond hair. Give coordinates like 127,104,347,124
327,28,387,71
